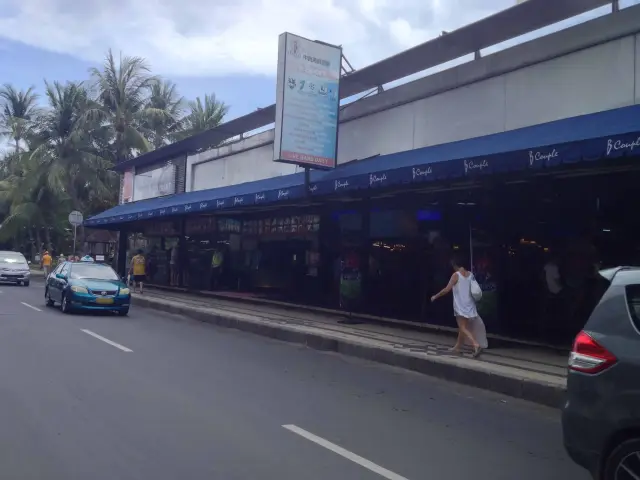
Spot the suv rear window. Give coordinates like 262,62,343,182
625,285,640,332
576,274,611,325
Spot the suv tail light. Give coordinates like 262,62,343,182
569,331,617,374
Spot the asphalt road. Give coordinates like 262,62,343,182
0,279,589,480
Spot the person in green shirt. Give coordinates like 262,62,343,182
210,249,224,290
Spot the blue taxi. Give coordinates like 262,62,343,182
45,261,131,315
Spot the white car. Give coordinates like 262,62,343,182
0,251,31,286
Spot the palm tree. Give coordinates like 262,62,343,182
30,80,116,212
85,49,163,162
0,85,43,254
0,84,39,153
144,79,184,149
0,49,232,253
179,93,229,141
0,81,118,253
0,147,57,255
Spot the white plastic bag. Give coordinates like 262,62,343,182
465,315,489,349
470,274,483,302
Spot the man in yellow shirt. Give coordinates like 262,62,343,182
129,249,146,294
41,251,53,277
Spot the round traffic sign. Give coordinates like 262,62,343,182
68,210,84,226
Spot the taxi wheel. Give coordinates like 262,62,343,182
118,308,129,317
61,294,72,314
45,289,55,307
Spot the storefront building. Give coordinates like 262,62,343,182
86,2,640,345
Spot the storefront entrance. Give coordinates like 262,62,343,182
116,162,640,346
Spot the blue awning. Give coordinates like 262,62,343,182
85,171,322,227
310,104,640,195
86,104,640,227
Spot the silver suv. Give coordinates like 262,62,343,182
562,267,640,479
0,251,31,286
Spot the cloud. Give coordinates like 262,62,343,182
0,0,514,77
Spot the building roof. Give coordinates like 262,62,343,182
113,0,611,173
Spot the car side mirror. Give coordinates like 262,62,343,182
55,273,65,280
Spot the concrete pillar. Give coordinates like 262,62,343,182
358,198,371,312
178,217,187,288
117,228,128,278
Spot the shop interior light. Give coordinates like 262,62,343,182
519,239,541,246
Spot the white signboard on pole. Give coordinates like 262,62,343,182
273,33,342,170
68,211,83,226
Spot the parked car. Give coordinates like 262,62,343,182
44,261,131,316
0,251,31,286
562,266,640,480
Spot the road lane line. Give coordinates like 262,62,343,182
81,329,133,352
282,425,409,480
21,302,42,312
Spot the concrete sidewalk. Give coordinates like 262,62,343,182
132,288,569,409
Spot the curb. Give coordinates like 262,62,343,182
146,283,570,352
133,295,566,409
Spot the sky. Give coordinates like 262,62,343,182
0,0,638,121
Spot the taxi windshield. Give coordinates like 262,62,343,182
69,264,119,281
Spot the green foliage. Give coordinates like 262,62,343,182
0,49,229,253
178,93,230,145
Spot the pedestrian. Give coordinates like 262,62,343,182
431,254,483,357
41,250,53,277
210,248,224,290
147,246,158,284
169,244,179,286
129,249,146,294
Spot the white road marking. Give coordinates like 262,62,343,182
81,329,133,353
282,424,410,480
21,302,42,312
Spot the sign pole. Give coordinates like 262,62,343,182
469,223,474,273
304,167,310,197
68,210,84,258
